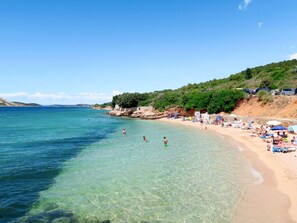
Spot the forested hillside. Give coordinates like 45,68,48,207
179,59,297,92
110,59,297,113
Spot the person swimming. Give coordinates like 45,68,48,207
163,137,168,146
122,129,126,135
143,136,148,142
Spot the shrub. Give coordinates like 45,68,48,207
154,91,182,111
182,89,244,114
257,90,273,105
206,90,244,113
182,91,211,110
112,93,149,108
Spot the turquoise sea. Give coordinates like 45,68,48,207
0,107,254,223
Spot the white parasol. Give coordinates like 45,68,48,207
266,120,281,126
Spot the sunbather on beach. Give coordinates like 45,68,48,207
272,134,282,145
291,136,297,145
275,140,297,149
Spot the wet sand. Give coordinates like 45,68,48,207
159,118,297,223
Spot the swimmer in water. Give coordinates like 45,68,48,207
163,137,168,146
143,136,148,142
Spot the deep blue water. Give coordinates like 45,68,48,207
0,107,122,223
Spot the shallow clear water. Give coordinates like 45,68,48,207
0,107,253,223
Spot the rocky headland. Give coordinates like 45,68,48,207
92,105,113,111
107,106,166,120
0,97,41,107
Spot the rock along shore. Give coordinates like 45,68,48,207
107,106,166,120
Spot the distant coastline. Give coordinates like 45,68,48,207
0,97,97,108
0,97,41,107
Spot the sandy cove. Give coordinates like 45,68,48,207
159,118,297,223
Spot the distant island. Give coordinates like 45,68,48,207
48,104,92,107
0,97,41,107
0,97,96,108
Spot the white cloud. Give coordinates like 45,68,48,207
75,92,111,100
282,45,297,50
112,90,122,96
258,22,263,28
30,92,71,99
0,91,122,105
239,0,252,10
289,53,297,60
0,92,28,98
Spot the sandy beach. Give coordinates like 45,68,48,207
159,118,297,223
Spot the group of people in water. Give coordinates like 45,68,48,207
122,128,168,146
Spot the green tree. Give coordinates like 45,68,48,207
182,91,211,110
182,90,244,114
111,93,148,108
154,91,182,111
244,68,252,79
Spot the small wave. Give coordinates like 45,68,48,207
251,167,264,184
218,134,225,139
238,146,245,152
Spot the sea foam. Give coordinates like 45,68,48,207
251,167,264,184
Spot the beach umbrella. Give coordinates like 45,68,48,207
288,125,297,133
266,120,281,126
216,115,222,120
271,126,287,131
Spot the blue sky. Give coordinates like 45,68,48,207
1,0,297,104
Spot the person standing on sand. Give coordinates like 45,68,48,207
122,129,126,135
163,137,168,146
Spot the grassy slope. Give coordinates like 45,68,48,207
178,59,297,93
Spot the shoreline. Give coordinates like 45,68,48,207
158,118,297,222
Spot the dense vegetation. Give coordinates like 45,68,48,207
112,89,244,113
94,102,112,108
182,90,244,113
111,59,297,113
177,59,297,93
